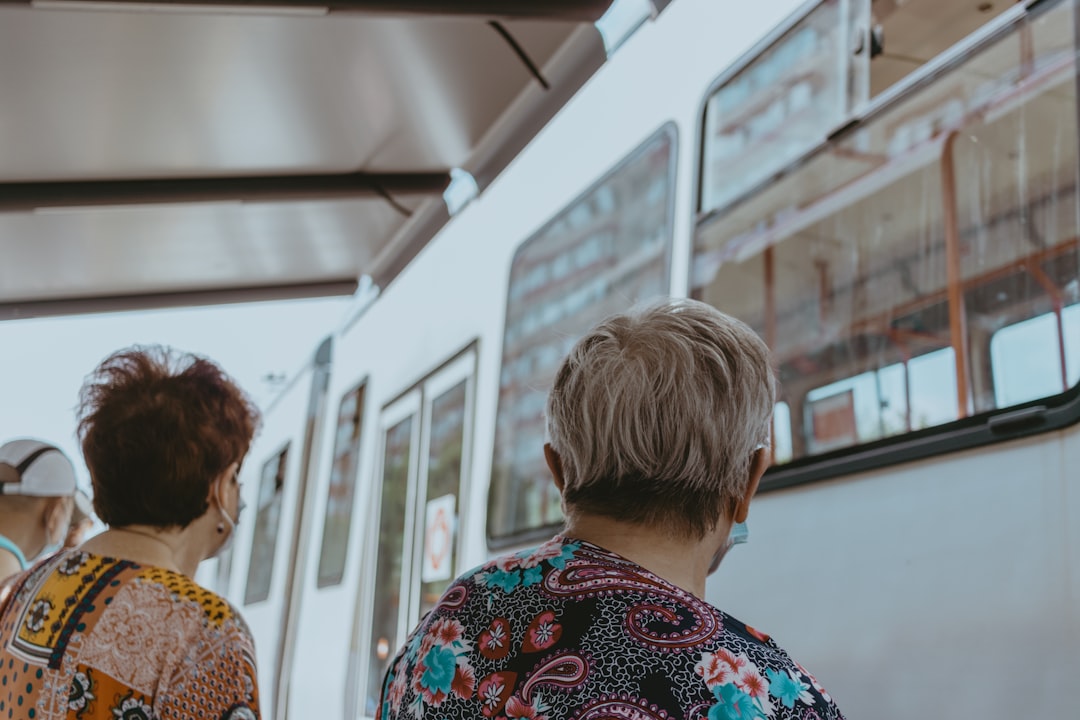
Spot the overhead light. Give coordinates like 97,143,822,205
595,0,652,57
30,0,328,16
443,168,479,217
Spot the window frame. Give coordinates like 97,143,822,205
689,0,1080,494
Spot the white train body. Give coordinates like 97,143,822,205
212,0,1080,718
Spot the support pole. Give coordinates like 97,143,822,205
941,131,971,417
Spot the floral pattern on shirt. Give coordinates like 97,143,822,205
379,536,843,720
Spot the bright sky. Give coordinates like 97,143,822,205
0,296,351,490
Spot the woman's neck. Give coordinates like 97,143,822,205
80,525,200,577
562,512,729,599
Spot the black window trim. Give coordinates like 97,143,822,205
762,386,1080,492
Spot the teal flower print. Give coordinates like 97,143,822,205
419,645,457,695
487,568,522,593
522,565,543,587
548,542,580,570
708,683,762,720
766,669,810,709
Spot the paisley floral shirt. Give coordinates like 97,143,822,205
379,536,843,720
0,549,260,720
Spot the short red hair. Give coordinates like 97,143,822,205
77,346,260,528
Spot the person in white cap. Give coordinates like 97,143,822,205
0,438,77,578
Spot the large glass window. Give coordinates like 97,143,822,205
700,0,849,215
417,380,468,617
244,446,288,606
692,0,1078,466
317,384,365,588
488,126,676,544
365,416,413,716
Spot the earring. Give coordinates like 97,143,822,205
216,522,225,534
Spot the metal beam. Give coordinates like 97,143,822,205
6,0,615,21
0,279,358,321
0,171,448,211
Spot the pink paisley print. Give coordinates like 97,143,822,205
378,536,844,720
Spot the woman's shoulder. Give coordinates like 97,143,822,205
133,564,252,634
23,550,251,639
694,612,843,720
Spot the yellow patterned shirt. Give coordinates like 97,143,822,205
0,550,260,720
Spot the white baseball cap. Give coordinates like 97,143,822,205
0,439,78,497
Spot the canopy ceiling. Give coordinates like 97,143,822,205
0,0,646,319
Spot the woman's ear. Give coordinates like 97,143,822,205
544,443,565,493
206,462,240,507
734,447,769,523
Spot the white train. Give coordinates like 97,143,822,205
207,0,1080,717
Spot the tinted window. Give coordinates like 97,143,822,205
317,384,365,588
488,126,676,544
417,381,468,616
365,417,413,715
693,0,1078,465
700,0,848,215
244,446,288,606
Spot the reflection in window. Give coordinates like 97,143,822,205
418,381,468,617
244,446,288,606
693,0,1078,463
701,0,848,215
489,126,676,543
992,306,1080,408
317,385,365,588
772,402,793,464
365,417,413,717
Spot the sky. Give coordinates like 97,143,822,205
0,296,351,490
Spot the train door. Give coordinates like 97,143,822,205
347,348,477,719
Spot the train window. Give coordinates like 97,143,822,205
365,415,414,716
416,379,468,618
316,384,365,588
244,445,288,606
699,0,1027,220
992,306,1080,408
488,124,676,546
700,0,850,216
867,0,1014,98
693,0,1079,475
772,401,793,464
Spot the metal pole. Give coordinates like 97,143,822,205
941,131,971,417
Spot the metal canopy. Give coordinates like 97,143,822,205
0,0,624,320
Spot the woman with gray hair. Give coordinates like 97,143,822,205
379,299,844,720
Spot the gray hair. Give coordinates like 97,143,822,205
545,298,775,538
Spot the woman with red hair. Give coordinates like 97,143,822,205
0,346,262,720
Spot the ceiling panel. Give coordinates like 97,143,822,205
0,1,621,318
